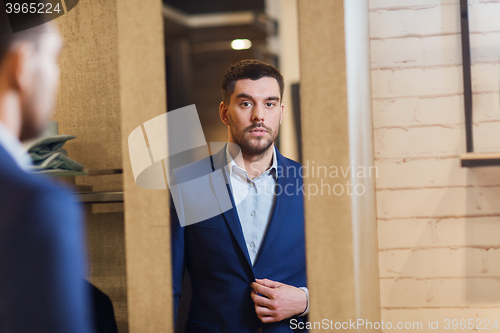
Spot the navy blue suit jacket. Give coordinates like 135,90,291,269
0,145,94,333
171,147,307,333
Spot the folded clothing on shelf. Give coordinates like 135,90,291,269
23,134,84,173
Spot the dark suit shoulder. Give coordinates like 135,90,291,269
282,156,302,168
0,159,80,228
0,147,91,333
0,161,73,198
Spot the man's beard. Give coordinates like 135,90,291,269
230,122,278,156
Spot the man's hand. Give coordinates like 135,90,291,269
250,278,307,323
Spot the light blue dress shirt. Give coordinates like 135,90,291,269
0,121,32,171
227,145,278,265
226,145,309,315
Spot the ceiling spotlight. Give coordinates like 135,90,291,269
231,39,252,50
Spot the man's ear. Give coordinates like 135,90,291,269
8,42,35,93
219,101,230,125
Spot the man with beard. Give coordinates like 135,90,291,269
171,59,308,332
0,9,94,333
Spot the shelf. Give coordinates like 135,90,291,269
42,169,125,203
39,170,89,177
86,169,123,176
41,168,123,177
461,153,500,167
77,191,124,203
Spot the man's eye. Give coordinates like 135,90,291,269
266,103,275,107
241,102,251,107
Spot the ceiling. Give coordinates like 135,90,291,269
162,0,265,14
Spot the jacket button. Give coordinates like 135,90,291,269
257,328,263,333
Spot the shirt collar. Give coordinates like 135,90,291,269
0,121,32,171
226,144,278,180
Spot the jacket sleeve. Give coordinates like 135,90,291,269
0,184,95,333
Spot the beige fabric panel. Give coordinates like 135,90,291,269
54,1,123,195
297,0,356,326
54,2,128,332
116,0,172,332
54,2,121,171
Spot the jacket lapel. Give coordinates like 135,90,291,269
209,146,253,269
253,151,295,267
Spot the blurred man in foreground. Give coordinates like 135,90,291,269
0,8,94,333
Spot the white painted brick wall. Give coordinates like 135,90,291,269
472,63,500,92
369,6,460,40
372,64,500,100
373,95,465,128
380,278,500,307
370,2,500,39
377,186,500,219
371,35,463,69
372,67,463,99
374,121,500,158
474,121,500,152
375,158,500,189
369,0,500,329
372,93,500,128
379,248,500,278
370,0,457,10
371,33,500,69
378,217,500,249
374,126,463,158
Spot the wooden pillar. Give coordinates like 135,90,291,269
54,1,128,331
297,0,381,330
116,0,172,332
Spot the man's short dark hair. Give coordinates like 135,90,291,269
221,59,284,104
0,2,48,63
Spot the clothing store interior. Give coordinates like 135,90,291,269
2,0,500,332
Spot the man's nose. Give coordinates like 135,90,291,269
251,105,265,122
